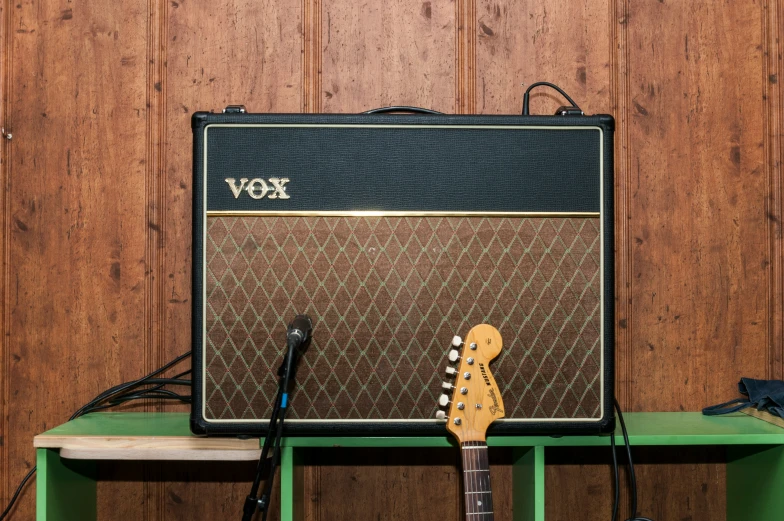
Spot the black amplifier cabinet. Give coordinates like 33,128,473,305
191,110,615,436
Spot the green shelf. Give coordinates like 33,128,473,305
34,411,784,521
39,411,784,446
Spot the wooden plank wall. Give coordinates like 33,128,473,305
0,0,781,520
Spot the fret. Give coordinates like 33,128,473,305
461,442,493,521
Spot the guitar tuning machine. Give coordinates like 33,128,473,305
448,349,461,363
445,366,457,376
438,394,450,407
435,410,447,421
451,335,463,348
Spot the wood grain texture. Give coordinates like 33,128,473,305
304,448,466,521
618,4,770,520
320,0,456,113
456,0,477,113
1,0,11,513
303,0,322,113
627,0,768,412
546,447,726,521
5,2,151,520
145,1,169,519
33,433,260,460
475,0,611,115
612,0,633,410
765,0,784,380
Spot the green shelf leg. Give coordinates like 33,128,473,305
280,446,304,521
727,444,784,521
36,449,97,521
512,446,545,521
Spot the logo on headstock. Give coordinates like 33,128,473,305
479,363,492,387
487,388,503,416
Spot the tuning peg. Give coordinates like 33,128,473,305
435,410,447,421
438,394,450,407
442,382,455,391
452,336,463,347
445,366,457,376
448,349,461,363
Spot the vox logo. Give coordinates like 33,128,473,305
224,178,290,200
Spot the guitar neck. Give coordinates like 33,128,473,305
461,441,494,521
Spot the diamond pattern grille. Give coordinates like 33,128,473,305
205,216,602,421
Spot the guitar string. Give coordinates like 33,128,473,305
481,444,492,520
479,443,492,520
463,441,493,519
478,443,488,520
463,442,474,516
463,442,469,516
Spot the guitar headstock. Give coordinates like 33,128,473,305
436,324,505,443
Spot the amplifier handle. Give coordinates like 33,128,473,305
361,106,443,115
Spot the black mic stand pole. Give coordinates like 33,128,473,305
242,329,302,521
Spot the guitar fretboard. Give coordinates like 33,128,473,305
461,441,493,521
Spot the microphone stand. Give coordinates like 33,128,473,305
242,320,309,521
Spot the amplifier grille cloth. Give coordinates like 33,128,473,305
205,216,601,421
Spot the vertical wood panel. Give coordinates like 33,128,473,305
0,0,11,512
475,0,611,115
628,1,767,412
612,0,633,410
308,448,463,521
546,448,614,521
765,0,784,379
303,0,322,113
547,447,726,521
456,0,477,113
321,0,456,113
6,1,150,519
144,1,169,519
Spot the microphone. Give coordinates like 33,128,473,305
243,314,313,521
279,314,312,406
286,314,313,352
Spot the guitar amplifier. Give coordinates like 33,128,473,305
191,109,615,436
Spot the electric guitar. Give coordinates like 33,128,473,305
437,324,505,521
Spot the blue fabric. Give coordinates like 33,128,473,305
703,378,784,417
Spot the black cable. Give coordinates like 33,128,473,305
0,468,35,521
612,399,655,521
521,81,582,115
611,434,619,521
0,352,192,520
70,351,191,420
89,392,192,411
